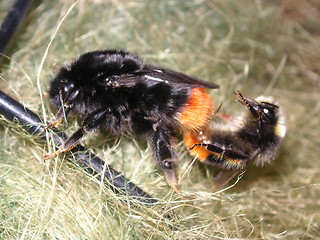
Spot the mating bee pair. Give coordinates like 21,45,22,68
45,50,286,192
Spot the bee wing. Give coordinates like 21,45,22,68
114,64,219,89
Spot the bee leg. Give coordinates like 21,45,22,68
45,105,72,129
44,127,87,160
150,126,179,193
190,143,247,187
44,109,109,160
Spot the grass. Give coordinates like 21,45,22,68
0,0,319,239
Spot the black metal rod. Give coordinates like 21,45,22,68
0,90,158,205
0,0,35,55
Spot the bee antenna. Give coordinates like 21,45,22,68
234,90,246,105
234,90,260,120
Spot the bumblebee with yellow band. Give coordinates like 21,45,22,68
185,91,286,185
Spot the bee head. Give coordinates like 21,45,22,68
248,96,279,125
49,66,79,107
235,91,280,126
258,100,279,125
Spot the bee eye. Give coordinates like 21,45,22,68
58,82,75,101
61,83,74,94
261,107,276,124
263,108,269,114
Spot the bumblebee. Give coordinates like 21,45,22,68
185,91,286,185
45,49,218,192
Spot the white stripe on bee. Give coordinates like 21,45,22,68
145,75,169,83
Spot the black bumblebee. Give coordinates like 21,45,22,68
185,91,286,185
46,49,218,192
